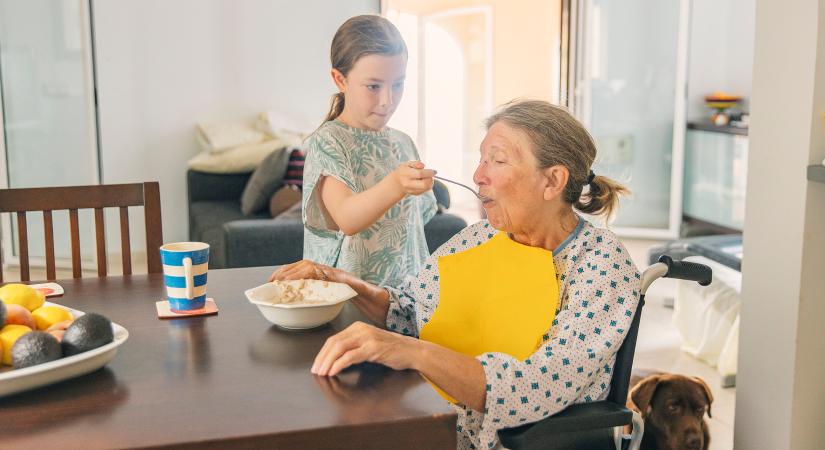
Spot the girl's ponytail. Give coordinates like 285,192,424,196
325,92,346,122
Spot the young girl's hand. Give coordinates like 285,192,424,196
392,161,436,196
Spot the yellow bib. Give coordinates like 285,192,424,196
419,232,559,402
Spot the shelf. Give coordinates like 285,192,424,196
808,165,825,183
687,121,748,136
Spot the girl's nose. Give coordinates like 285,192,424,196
380,88,393,107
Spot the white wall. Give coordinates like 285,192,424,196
686,0,755,121
93,0,378,245
736,0,825,448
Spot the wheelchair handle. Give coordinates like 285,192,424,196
658,255,712,286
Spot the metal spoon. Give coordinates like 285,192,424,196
434,175,485,201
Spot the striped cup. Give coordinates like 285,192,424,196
160,242,210,311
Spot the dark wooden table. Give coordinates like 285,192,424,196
0,267,456,449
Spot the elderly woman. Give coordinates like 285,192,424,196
270,100,641,450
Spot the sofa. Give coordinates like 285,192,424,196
187,169,468,269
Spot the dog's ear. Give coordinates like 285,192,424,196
630,375,662,418
692,376,714,418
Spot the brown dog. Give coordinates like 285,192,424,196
627,370,713,450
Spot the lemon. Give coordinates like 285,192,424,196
32,306,74,331
0,284,45,312
0,324,33,365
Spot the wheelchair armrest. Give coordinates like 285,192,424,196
498,401,633,449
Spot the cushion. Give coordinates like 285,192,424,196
188,138,288,174
282,148,306,189
255,111,307,147
240,148,291,215
272,200,303,223
196,122,268,153
268,185,302,218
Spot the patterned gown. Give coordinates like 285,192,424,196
385,218,642,449
302,119,437,287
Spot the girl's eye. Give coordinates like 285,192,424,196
494,160,506,164
367,84,380,91
393,82,404,90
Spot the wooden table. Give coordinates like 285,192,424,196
0,267,456,449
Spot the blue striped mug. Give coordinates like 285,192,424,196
160,242,210,311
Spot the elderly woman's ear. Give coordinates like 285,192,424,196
541,165,570,201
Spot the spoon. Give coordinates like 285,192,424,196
433,175,486,201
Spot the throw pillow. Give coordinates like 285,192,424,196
272,199,303,223
196,122,267,153
268,185,302,218
188,138,288,174
282,148,306,189
239,147,291,215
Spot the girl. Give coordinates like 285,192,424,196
298,15,437,287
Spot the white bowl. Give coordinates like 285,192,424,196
245,279,358,329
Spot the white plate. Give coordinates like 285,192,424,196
245,280,357,329
28,282,65,298
0,302,129,397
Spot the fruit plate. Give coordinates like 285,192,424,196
0,302,129,397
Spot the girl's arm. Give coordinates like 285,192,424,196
318,161,434,236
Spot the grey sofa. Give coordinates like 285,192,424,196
187,169,468,269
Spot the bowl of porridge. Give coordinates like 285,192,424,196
245,279,358,329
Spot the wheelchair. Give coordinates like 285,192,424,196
498,255,713,450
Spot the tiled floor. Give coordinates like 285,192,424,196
623,238,735,450
4,241,735,449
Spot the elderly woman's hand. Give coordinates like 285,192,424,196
312,321,420,376
268,259,338,283
270,261,394,327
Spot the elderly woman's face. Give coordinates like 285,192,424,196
473,121,548,232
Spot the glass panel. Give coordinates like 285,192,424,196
581,0,682,230
683,130,748,230
421,10,490,222
387,6,493,223
1,0,97,261
386,1,561,224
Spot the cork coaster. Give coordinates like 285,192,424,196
156,298,218,319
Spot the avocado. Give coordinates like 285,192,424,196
61,312,114,357
0,301,6,327
11,331,62,369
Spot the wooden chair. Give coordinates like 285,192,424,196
0,182,163,282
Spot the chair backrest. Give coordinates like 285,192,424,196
606,295,646,405
0,182,163,282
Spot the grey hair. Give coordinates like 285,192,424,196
485,99,630,222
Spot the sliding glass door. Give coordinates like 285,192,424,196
572,0,689,237
0,0,99,265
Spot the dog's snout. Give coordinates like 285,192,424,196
685,433,703,450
